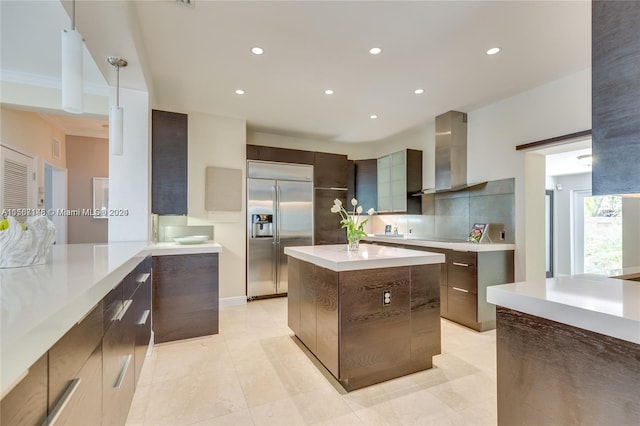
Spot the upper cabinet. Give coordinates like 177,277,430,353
354,159,377,212
377,149,422,214
314,152,349,188
592,1,640,195
152,110,188,215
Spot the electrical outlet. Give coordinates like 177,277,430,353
500,230,506,240
382,290,391,306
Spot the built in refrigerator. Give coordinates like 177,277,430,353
247,161,313,298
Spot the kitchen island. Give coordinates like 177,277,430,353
487,275,640,425
284,243,445,391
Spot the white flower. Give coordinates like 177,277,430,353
356,206,363,214
351,198,358,206
330,204,341,213
334,199,342,207
367,208,375,216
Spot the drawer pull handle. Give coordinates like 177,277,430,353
452,262,469,267
114,299,133,322
43,378,81,425
138,309,151,326
114,355,132,389
136,273,150,284
452,287,469,293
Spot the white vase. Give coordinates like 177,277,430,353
0,216,56,268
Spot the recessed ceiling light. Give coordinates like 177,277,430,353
486,47,501,56
235,89,245,95
324,89,334,95
414,89,424,95
369,47,382,55
251,47,264,55
370,114,378,119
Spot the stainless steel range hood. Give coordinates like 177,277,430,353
420,111,486,194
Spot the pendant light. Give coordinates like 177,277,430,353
107,56,128,156
61,0,83,113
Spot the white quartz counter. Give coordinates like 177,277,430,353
147,240,222,256
284,243,445,272
362,235,515,252
1,242,150,396
487,275,640,344
0,239,222,397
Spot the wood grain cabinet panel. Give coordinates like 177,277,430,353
48,302,103,412
354,159,377,212
152,253,219,343
314,189,347,245
152,109,188,215
0,353,48,426
314,152,348,188
48,344,103,426
246,144,314,165
592,1,640,195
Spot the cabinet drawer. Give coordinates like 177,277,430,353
447,251,477,293
103,282,123,333
102,313,135,426
133,278,152,387
49,303,103,410
45,344,102,426
447,286,477,325
1,353,48,426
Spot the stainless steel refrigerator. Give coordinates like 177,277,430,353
247,161,313,298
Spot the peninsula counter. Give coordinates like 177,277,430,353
487,275,640,425
284,243,445,391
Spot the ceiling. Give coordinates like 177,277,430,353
1,0,591,143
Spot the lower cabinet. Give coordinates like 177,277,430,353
102,290,136,426
153,253,219,343
0,255,152,426
0,353,48,426
367,241,514,331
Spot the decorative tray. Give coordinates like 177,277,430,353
173,235,209,245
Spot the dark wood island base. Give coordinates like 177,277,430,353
288,257,441,391
496,306,640,425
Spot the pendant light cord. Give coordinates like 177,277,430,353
72,0,76,30
116,65,120,107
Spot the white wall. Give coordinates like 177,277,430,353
551,173,591,276
466,69,592,280
187,112,247,299
108,87,150,242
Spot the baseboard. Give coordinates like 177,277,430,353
220,296,248,307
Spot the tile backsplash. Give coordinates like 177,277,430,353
369,178,515,243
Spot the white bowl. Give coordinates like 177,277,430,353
173,235,209,245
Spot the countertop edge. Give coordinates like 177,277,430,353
487,284,640,345
362,236,515,252
285,245,445,272
146,241,222,256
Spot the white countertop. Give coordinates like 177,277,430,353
487,275,640,344
362,235,515,252
147,240,222,256
0,239,222,397
284,243,445,272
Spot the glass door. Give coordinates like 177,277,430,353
573,190,623,274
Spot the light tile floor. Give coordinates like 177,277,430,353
127,297,497,426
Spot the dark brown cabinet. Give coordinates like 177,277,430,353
48,303,103,426
592,1,640,195
133,260,152,386
0,353,48,426
152,253,219,343
152,109,188,215
354,159,377,212
314,152,349,188
314,189,347,245
366,241,513,331
102,282,136,426
247,144,314,165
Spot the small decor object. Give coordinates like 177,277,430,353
173,235,209,245
0,216,56,268
331,198,375,251
467,223,489,243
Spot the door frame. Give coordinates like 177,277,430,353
43,161,68,244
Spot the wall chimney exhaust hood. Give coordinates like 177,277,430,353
419,111,486,195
